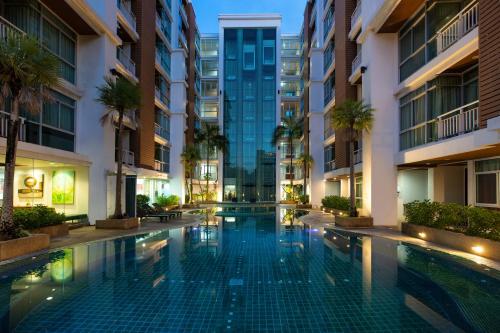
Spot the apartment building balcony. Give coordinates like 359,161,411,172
156,14,172,47
349,1,361,40
309,0,317,28
436,101,479,140
323,49,335,78
353,149,362,165
323,7,335,43
324,127,335,143
0,111,26,142
280,170,304,182
0,16,24,40
154,123,170,145
324,85,335,108
349,52,362,83
178,28,188,51
156,50,171,80
159,0,173,19
155,87,170,111
116,149,135,167
436,1,478,55
116,47,138,82
117,0,137,34
324,159,336,173
179,1,189,28
155,160,169,173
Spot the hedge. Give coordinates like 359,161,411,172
13,205,66,230
322,195,350,211
404,200,500,241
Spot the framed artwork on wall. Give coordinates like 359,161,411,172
52,170,75,205
18,174,44,198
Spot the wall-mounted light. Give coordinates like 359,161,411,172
110,68,119,76
360,66,367,74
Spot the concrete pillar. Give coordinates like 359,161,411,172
361,32,399,226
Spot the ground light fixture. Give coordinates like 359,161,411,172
471,245,485,254
417,232,426,239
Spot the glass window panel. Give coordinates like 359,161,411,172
243,44,255,70
475,159,500,172
42,101,59,128
42,127,74,151
476,173,497,205
263,40,275,65
59,104,74,132
42,19,59,54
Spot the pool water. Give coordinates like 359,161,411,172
0,209,499,332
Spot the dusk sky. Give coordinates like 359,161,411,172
191,0,306,34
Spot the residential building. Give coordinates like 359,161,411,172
305,0,499,225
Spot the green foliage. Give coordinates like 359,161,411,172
13,205,65,230
322,195,350,211
299,194,309,204
136,194,154,217
155,194,180,207
331,100,375,137
404,200,500,241
96,76,141,122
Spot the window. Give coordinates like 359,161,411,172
355,176,363,208
201,59,218,77
201,38,218,57
202,81,218,97
201,102,218,118
475,158,500,207
263,40,275,65
243,44,255,70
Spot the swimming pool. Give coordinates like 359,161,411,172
0,208,498,332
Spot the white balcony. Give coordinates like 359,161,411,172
0,17,24,40
0,111,26,141
437,101,479,140
349,1,361,40
117,0,136,31
118,149,135,166
353,149,362,165
117,47,136,76
437,1,478,54
349,52,362,83
155,160,169,173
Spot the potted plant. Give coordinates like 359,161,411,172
95,76,141,229
331,100,375,228
272,116,304,204
0,33,58,258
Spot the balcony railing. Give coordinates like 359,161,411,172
117,47,136,75
324,49,334,74
353,149,362,164
351,2,361,31
117,0,136,31
324,160,336,173
156,14,172,42
323,9,335,42
352,52,361,75
324,86,335,107
178,28,188,50
155,123,169,140
179,1,188,26
155,160,169,173
155,87,170,107
437,101,479,140
0,17,24,40
0,111,26,141
436,1,478,54
324,126,335,141
116,149,135,166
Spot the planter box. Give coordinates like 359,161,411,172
0,234,49,261
297,204,312,209
31,224,69,239
335,216,373,228
322,207,350,216
402,223,500,261
280,200,297,204
96,217,139,230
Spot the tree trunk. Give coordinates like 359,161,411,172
349,137,357,217
0,98,21,238
289,138,294,200
189,165,194,204
206,147,210,202
114,111,125,219
303,161,307,200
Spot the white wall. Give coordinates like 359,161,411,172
361,32,399,225
431,165,466,204
397,169,428,221
325,181,341,196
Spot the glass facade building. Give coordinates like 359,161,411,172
223,28,277,202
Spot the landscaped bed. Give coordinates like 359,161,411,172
403,200,500,260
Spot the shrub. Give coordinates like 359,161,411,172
136,194,154,217
13,205,65,230
322,195,350,211
404,200,500,241
156,194,180,207
299,194,309,204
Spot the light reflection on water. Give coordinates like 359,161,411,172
0,207,498,332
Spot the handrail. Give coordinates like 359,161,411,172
436,0,477,35
436,100,479,120
436,1,478,53
437,101,479,139
351,2,361,29
117,47,136,75
117,0,136,30
352,52,361,74
0,110,26,141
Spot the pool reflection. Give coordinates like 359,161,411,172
0,207,498,332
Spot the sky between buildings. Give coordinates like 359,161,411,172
191,0,306,34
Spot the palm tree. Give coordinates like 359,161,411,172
195,123,227,201
331,100,374,217
97,76,141,218
181,144,201,204
272,116,304,201
297,154,314,200
0,35,58,238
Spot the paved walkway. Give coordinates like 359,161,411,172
49,214,202,250
300,210,500,270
